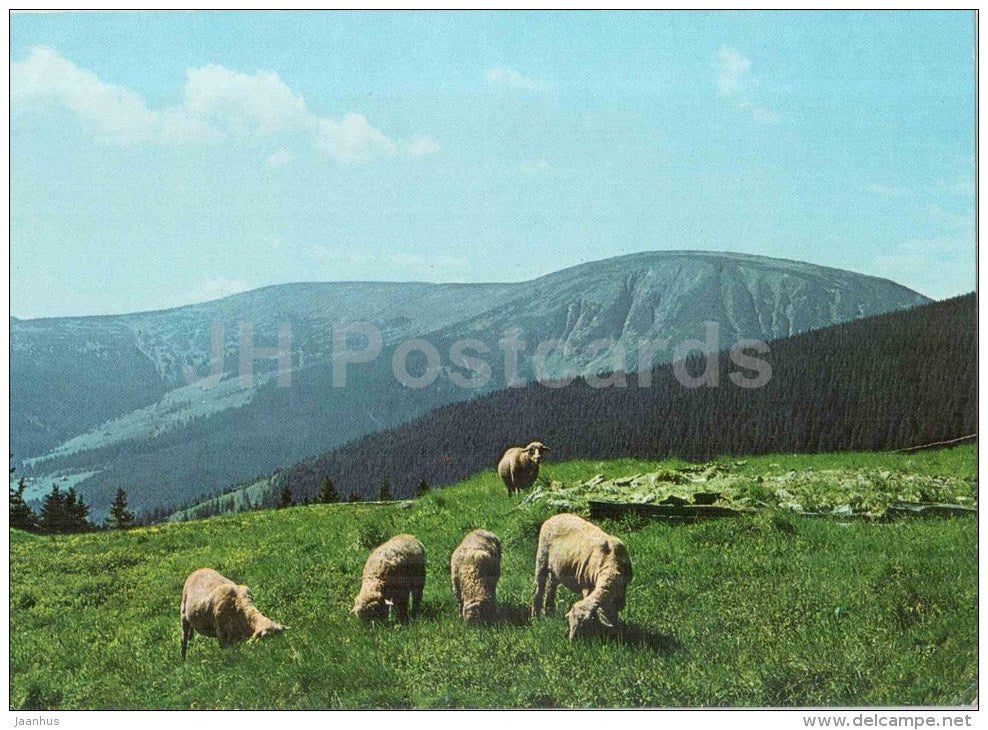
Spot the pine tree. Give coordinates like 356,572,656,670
318,476,340,503
416,479,430,497
107,488,135,530
9,477,38,532
378,478,392,501
64,487,92,532
279,485,294,508
39,485,68,534
347,492,361,502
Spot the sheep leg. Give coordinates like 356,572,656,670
181,616,193,660
532,543,549,617
452,574,462,617
543,577,558,616
411,580,424,617
394,594,410,624
215,616,234,648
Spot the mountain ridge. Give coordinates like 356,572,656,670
10,250,928,323
227,292,974,513
11,250,932,518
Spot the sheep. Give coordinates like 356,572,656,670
497,442,550,495
180,568,285,660
531,513,632,640
353,534,426,623
450,529,502,624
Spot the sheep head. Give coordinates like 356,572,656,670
352,595,391,622
524,442,550,465
462,600,495,625
566,598,618,641
251,618,287,640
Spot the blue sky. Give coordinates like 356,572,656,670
10,10,975,318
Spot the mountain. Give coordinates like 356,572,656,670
206,292,972,513
11,251,930,518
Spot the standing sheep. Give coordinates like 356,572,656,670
180,568,286,660
450,529,502,624
532,513,633,640
497,442,550,495
353,534,426,623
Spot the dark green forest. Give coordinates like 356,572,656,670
253,294,975,506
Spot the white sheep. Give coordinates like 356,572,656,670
531,513,633,640
180,568,286,660
353,534,426,623
497,442,550,495
450,529,502,624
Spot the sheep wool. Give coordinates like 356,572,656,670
450,529,502,624
180,568,285,660
497,442,550,495
353,534,426,623
531,513,633,640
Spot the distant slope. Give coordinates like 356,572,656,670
12,251,930,517
246,293,974,506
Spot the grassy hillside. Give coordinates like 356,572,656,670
10,447,977,709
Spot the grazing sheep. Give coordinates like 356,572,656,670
532,513,632,640
450,529,502,624
498,442,550,495
180,568,285,660
353,534,426,623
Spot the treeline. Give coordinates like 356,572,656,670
19,337,472,518
269,293,975,502
10,477,136,534
169,474,431,523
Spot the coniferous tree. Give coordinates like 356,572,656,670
279,485,294,508
64,487,93,532
262,294,975,499
416,479,430,497
318,476,340,503
378,478,392,501
10,477,38,532
107,488,135,530
39,485,68,533
347,492,361,502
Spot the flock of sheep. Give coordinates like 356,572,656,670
180,442,633,658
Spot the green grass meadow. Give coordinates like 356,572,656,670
9,447,978,709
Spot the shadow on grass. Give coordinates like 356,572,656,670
494,602,532,626
615,621,682,655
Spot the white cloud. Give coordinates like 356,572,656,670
177,64,311,139
516,158,553,176
11,46,436,165
314,113,397,164
11,46,157,145
265,148,294,167
485,66,551,94
714,47,778,124
715,47,752,97
407,135,441,158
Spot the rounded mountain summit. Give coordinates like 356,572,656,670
10,250,931,517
